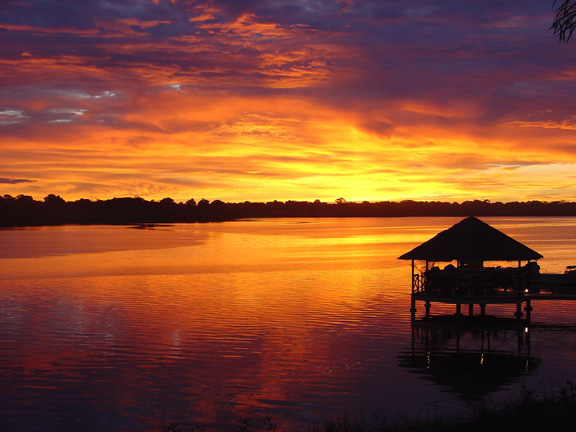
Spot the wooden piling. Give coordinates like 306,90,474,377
515,302,523,319
525,299,532,321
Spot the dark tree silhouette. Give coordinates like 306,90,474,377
3,194,576,227
43,194,65,207
553,0,576,41
197,198,210,208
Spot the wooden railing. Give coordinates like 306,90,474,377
412,268,530,298
412,273,425,293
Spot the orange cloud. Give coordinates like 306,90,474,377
3,83,574,203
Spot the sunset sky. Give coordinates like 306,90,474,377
2,0,576,203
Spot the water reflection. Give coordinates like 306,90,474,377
399,317,539,400
1,218,576,431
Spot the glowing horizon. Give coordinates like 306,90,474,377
2,1,576,203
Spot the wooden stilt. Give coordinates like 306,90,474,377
515,302,523,319
425,301,431,318
525,299,532,322
468,303,474,316
411,260,415,293
480,304,486,316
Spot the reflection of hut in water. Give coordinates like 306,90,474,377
398,217,543,320
398,316,539,399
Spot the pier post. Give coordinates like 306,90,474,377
425,301,431,318
411,260,415,293
468,303,474,316
410,297,417,320
455,303,462,316
480,304,486,316
515,302,523,319
525,299,532,322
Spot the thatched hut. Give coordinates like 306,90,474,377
399,216,542,264
399,216,542,319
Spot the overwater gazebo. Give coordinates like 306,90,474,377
399,216,543,319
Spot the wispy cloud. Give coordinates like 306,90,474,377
0,178,35,184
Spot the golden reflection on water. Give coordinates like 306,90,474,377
1,217,576,430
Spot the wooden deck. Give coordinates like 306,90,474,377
412,293,525,304
411,290,576,321
409,267,576,321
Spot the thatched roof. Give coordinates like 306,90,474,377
398,216,542,262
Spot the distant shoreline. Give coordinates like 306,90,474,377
3,195,576,228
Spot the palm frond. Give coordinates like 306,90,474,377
552,0,576,42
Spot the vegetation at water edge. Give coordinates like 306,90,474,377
162,382,576,432
4,194,576,227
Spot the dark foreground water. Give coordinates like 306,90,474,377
1,217,576,431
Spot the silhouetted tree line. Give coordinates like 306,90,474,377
3,194,576,227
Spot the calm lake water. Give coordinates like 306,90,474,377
1,217,576,431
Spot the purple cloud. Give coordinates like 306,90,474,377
0,178,36,184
